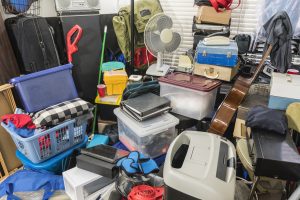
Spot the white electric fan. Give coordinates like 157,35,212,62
144,13,182,76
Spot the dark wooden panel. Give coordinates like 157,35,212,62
0,13,19,84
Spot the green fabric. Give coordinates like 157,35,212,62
112,0,163,61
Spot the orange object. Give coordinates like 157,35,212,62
128,185,164,200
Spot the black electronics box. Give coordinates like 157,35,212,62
76,154,119,179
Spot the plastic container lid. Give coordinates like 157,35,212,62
102,61,125,71
159,72,221,92
114,108,179,138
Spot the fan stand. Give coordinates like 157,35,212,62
146,52,170,77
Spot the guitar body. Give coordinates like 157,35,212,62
208,46,273,135
208,78,249,135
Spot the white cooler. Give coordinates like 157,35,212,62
114,108,179,158
159,72,221,120
269,72,300,110
164,131,236,200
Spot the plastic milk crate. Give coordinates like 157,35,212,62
1,116,87,163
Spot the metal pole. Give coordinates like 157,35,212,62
130,0,134,74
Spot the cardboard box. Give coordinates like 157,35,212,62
0,84,22,171
233,94,269,138
197,6,231,25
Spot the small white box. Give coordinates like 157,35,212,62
269,72,300,110
114,108,179,158
63,167,113,200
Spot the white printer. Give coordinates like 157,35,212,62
164,131,236,200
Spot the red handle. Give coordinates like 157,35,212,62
67,25,83,63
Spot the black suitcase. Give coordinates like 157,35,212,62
5,16,60,74
46,17,68,65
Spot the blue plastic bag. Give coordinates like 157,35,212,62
0,170,64,200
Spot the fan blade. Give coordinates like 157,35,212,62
146,31,165,54
164,32,181,52
156,15,173,32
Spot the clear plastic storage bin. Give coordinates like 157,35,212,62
159,72,221,120
114,108,179,158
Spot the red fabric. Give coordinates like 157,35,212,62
1,114,36,129
209,0,240,12
134,47,156,69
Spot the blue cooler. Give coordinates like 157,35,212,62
10,64,78,113
196,41,238,67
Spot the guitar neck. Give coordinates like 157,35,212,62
239,45,273,86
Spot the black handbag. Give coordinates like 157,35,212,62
122,80,160,100
234,34,252,54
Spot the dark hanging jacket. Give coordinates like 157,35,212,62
263,11,293,73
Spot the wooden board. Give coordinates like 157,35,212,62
0,12,19,84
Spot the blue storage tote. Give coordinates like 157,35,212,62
196,41,238,67
1,116,87,164
16,136,88,174
10,64,78,113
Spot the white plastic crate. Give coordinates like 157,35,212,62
63,167,113,200
114,108,179,158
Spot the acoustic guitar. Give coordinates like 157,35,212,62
208,45,273,135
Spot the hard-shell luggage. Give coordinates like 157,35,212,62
194,62,240,81
5,16,60,74
196,41,238,67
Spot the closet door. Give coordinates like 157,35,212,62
0,13,19,84
61,14,102,103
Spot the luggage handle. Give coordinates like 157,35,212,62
204,68,219,79
67,25,83,63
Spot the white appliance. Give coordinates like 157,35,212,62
55,0,100,12
164,131,236,200
144,13,182,77
63,167,113,200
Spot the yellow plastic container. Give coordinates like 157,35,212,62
103,70,128,95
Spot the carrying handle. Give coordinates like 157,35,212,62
67,25,83,63
204,68,219,79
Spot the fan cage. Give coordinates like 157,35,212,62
144,13,183,59
2,0,40,16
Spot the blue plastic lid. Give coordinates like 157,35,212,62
102,62,125,72
10,64,73,84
